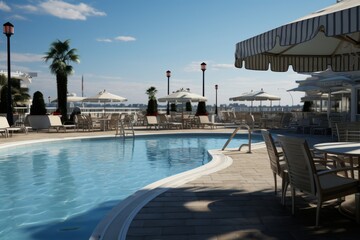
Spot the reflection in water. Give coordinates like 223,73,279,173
32,153,48,186
145,136,210,171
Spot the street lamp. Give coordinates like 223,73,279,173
166,70,171,115
200,62,206,96
3,22,14,126
215,84,218,115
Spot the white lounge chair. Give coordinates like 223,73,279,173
0,116,22,137
48,115,75,132
146,116,159,130
158,114,182,129
198,115,224,129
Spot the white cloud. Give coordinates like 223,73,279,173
96,38,112,43
212,63,234,70
114,36,136,42
39,0,106,20
0,52,43,62
184,61,209,72
15,4,38,12
11,14,28,20
0,1,11,12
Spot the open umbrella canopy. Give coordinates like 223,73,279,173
287,85,324,92
82,89,127,103
229,89,280,101
301,93,329,102
158,88,207,103
51,93,85,103
235,0,360,72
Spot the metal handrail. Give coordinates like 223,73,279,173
222,124,252,153
115,117,135,137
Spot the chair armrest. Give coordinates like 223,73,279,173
316,166,360,177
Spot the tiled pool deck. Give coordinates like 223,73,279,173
1,128,359,239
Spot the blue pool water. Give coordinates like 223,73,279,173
0,133,262,240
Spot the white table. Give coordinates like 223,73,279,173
313,142,360,222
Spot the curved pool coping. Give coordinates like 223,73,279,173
0,132,264,240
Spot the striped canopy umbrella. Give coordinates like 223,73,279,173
235,0,360,72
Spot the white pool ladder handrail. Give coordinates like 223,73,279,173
222,124,252,153
115,117,135,137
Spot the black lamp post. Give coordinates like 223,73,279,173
166,70,171,115
3,22,14,126
200,62,206,96
215,84,218,115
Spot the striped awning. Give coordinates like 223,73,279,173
235,0,360,72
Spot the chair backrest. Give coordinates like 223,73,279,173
261,130,282,175
336,122,360,142
158,114,168,123
198,115,210,124
48,115,63,126
146,116,158,125
277,136,316,195
0,116,10,128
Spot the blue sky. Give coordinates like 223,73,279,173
0,0,336,106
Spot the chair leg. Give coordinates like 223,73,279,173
291,187,296,215
356,193,360,224
273,172,277,195
316,201,322,227
281,178,289,206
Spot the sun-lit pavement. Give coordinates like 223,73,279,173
1,128,359,239
125,144,360,240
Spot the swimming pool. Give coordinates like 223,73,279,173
0,133,262,240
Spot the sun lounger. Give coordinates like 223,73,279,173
146,116,159,130
28,115,75,132
158,114,182,129
0,116,22,137
48,115,75,132
198,115,224,129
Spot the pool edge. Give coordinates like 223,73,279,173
89,149,234,240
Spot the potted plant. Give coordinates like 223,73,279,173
28,91,51,130
146,86,158,116
170,103,177,112
185,102,192,112
196,101,208,116
30,91,47,115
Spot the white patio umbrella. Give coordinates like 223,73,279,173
235,0,360,72
229,89,280,111
83,89,127,103
82,89,127,115
158,88,207,126
287,85,323,92
51,93,85,103
158,88,207,103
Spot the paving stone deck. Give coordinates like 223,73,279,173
126,137,360,240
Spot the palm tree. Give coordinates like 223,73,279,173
44,39,80,122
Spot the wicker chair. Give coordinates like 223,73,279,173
261,130,288,205
278,135,360,226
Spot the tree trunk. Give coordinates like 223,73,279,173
56,74,68,122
